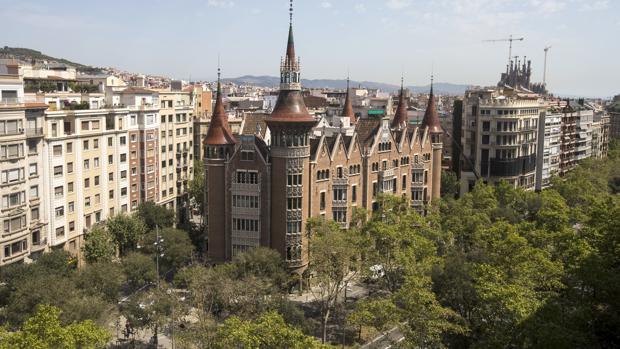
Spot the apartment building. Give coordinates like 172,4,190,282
158,89,194,221
0,60,48,266
43,108,130,257
460,87,542,194
535,110,561,190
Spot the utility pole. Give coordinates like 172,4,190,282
543,46,552,87
153,226,164,348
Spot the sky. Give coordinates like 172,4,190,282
1,0,618,97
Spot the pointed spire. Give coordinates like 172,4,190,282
268,0,314,124
421,74,442,134
286,0,296,64
391,75,408,129
205,64,237,145
342,75,355,124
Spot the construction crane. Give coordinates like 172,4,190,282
483,34,525,64
543,46,552,87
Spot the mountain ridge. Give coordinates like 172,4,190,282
223,75,471,95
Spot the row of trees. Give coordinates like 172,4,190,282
2,146,619,348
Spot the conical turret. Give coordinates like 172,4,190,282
204,68,237,145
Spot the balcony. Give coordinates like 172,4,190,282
0,97,24,107
332,199,348,208
31,237,47,251
26,127,44,138
332,177,348,186
378,168,395,179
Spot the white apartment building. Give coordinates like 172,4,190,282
0,60,48,266
460,87,542,195
535,111,561,190
157,89,194,221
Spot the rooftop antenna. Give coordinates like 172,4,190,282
543,45,552,87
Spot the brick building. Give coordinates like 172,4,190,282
203,10,443,275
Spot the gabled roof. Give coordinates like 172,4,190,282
355,118,381,146
241,113,268,139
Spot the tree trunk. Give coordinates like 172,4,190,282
322,308,331,343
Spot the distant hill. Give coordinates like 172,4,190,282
223,75,470,95
0,46,102,73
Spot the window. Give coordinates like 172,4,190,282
287,197,302,210
120,154,127,163
108,172,113,181
241,150,255,161
402,175,407,190
55,226,65,237
53,145,62,156
351,185,357,203
333,209,347,223
236,171,258,184
69,221,75,231
54,166,63,176
120,170,127,179
84,178,91,188
94,175,100,186
92,120,100,130
31,208,39,221
93,139,99,149
68,201,74,212
29,163,37,176
85,197,91,207
54,186,63,198
372,182,378,198
94,157,99,168
108,137,113,147
3,215,26,233
131,167,137,175
109,190,114,199
83,159,89,169
67,162,73,173
95,194,100,204
1,168,24,184
108,155,113,164
83,140,89,150
232,195,260,209
55,206,64,218
68,182,74,193
121,187,127,196
333,188,347,201
81,121,90,131
120,136,126,145
287,174,302,186
320,192,326,211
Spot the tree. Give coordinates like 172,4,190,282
347,297,399,341
0,304,109,349
136,201,175,231
106,214,146,255
188,159,205,215
214,311,331,349
82,227,115,264
122,252,157,291
231,247,288,290
143,228,194,275
75,262,124,303
441,169,460,199
307,218,359,343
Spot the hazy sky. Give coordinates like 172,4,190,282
1,0,618,97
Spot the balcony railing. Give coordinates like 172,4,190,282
0,97,24,107
26,127,43,137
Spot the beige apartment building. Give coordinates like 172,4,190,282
157,89,194,220
43,108,130,257
0,60,48,266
